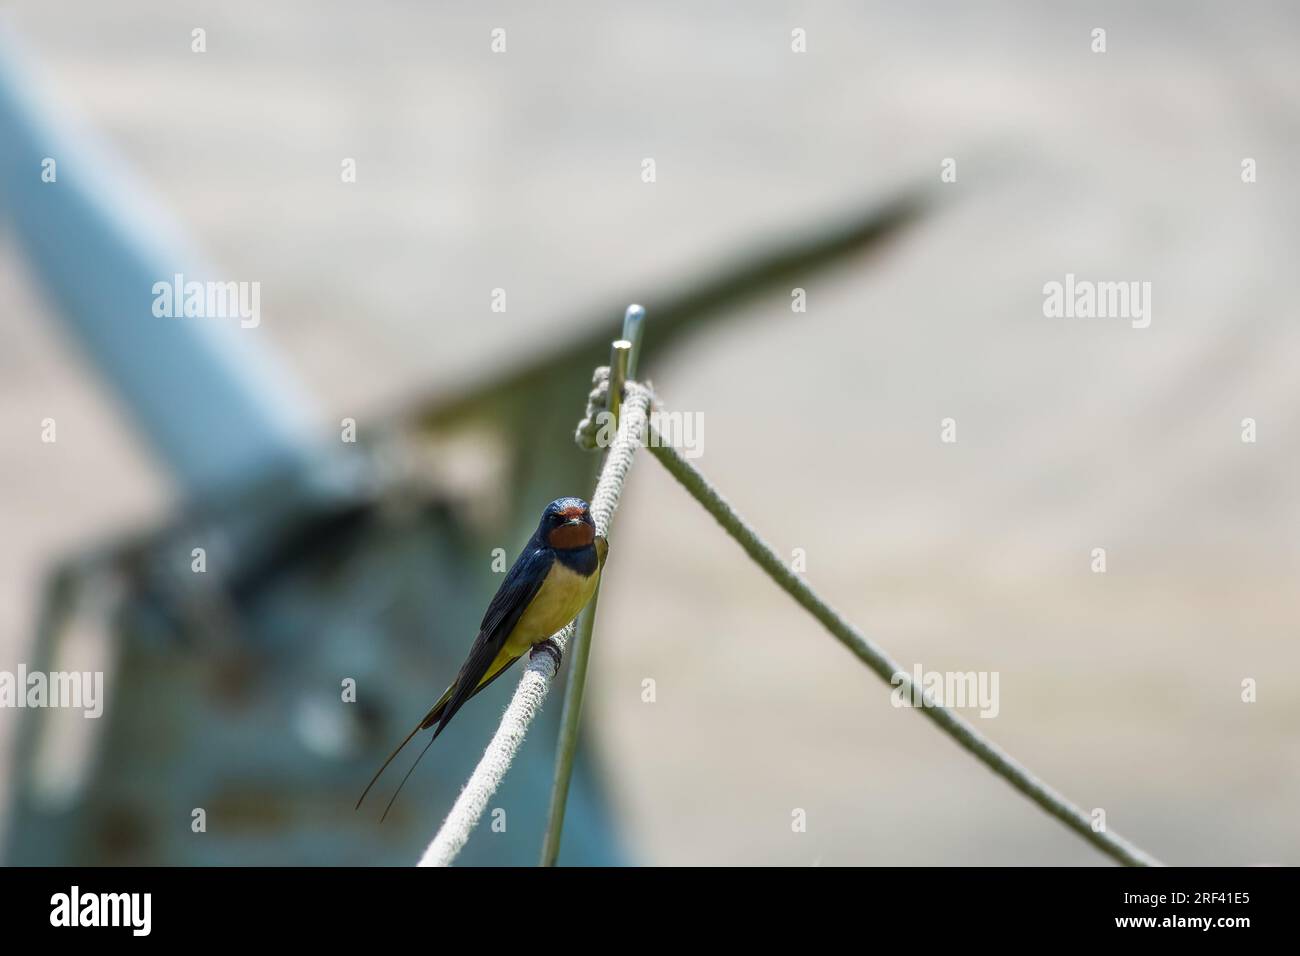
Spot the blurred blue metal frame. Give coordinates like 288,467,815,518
0,30,328,499
0,25,622,865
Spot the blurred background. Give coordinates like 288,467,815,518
1,1,1297,865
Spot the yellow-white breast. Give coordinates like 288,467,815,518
504,555,602,656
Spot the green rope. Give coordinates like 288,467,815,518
644,417,1162,868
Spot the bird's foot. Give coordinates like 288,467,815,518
531,638,563,672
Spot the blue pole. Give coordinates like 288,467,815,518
0,26,324,498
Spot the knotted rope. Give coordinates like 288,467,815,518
421,367,1162,868
417,381,650,866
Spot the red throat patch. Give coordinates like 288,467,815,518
548,522,594,549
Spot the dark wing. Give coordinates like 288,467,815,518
479,539,555,637
417,650,519,732
425,541,555,738
356,540,553,816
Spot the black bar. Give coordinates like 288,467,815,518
0,865,1280,941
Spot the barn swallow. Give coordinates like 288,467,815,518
357,496,607,819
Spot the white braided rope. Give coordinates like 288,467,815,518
417,382,650,867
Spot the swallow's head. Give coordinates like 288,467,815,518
540,497,595,551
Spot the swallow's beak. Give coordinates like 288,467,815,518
565,517,585,527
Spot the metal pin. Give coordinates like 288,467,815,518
607,340,632,429
620,304,646,381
